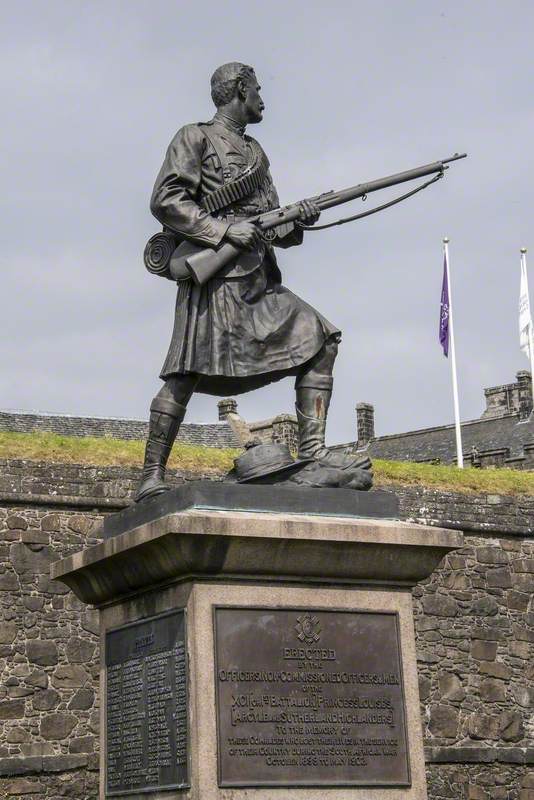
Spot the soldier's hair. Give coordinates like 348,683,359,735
210,62,256,107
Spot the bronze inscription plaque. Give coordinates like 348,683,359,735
105,610,188,796
214,607,410,787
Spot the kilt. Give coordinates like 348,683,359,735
159,261,340,396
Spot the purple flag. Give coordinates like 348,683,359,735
439,252,449,357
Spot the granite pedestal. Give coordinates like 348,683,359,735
52,488,463,800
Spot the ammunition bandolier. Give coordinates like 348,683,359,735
199,126,270,214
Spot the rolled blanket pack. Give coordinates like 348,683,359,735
143,231,179,279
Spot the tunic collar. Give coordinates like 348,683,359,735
212,111,246,137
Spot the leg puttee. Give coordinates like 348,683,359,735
135,396,187,503
295,341,371,473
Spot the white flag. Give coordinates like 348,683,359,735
519,252,532,359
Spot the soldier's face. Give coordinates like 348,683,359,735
242,77,265,124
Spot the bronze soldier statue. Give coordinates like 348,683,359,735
136,62,370,501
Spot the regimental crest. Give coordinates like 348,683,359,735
295,613,321,644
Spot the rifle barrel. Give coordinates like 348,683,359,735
442,152,467,164
256,152,467,231
315,153,467,212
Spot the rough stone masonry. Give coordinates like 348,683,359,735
0,460,533,799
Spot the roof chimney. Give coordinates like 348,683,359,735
516,371,533,419
218,398,238,421
356,403,375,448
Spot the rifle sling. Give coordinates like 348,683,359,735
297,172,444,230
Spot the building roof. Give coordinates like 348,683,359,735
354,411,534,464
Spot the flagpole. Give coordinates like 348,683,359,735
520,247,534,408
443,237,464,468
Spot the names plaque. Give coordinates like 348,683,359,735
214,607,410,787
105,610,188,795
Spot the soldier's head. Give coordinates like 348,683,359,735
210,62,264,124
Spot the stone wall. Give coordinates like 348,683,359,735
0,460,533,799
0,459,220,508
0,411,240,449
415,534,534,799
0,507,103,799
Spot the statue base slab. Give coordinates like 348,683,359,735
102,481,398,540
52,498,463,800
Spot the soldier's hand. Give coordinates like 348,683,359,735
225,222,263,250
299,199,321,226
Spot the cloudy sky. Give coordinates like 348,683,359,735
2,0,533,443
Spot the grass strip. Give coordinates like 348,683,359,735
0,431,533,495
376,458,534,495
0,432,238,474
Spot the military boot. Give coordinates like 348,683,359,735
296,386,372,472
135,397,187,503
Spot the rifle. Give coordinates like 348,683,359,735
163,152,467,286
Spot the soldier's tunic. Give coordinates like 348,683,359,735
151,111,340,396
